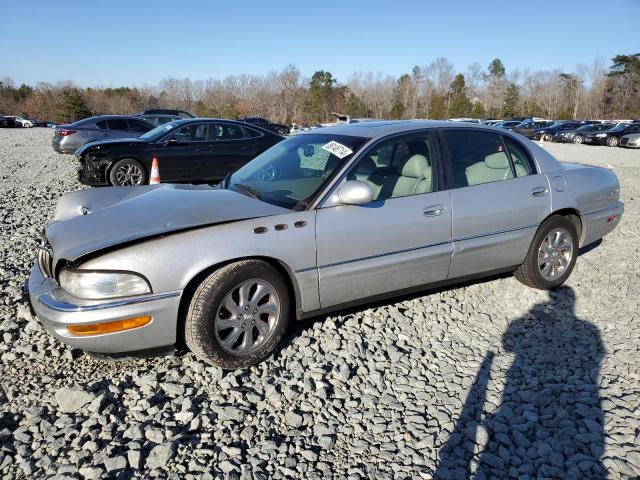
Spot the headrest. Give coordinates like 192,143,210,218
358,156,377,174
485,152,510,169
400,154,429,178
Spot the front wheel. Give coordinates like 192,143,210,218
606,136,619,147
514,216,579,290
543,134,553,142
573,135,584,144
184,260,290,369
108,158,147,186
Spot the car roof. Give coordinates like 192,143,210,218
298,119,521,140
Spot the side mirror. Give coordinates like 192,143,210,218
335,180,374,206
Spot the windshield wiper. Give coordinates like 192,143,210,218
233,183,261,200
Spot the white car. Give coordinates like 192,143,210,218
8,116,34,127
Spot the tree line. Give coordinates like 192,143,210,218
1,54,638,125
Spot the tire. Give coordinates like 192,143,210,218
108,158,148,186
514,216,579,290
573,135,584,144
606,136,619,147
184,260,290,369
544,134,553,142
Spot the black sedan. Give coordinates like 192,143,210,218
553,124,615,144
535,121,583,141
75,119,284,186
584,123,640,147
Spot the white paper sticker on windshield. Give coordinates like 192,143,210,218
321,141,353,159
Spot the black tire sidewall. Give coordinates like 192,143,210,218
186,260,290,369
108,158,148,186
524,217,579,289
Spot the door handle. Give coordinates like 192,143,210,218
423,204,446,217
531,186,548,197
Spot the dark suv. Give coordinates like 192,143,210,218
239,116,290,135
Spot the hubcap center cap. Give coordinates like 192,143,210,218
242,313,253,321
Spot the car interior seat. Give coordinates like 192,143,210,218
465,151,518,186
378,154,432,199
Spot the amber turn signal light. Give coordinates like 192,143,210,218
67,316,151,336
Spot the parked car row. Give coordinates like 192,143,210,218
1,115,57,128
475,117,640,149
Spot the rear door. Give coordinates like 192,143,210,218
203,123,257,180
107,118,133,139
442,129,551,278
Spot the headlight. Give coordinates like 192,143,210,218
595,133,607,137
59,269,151,299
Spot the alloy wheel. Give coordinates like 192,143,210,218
537,228,573,281
115,164,144,186
214,279,280,355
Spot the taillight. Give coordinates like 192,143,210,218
57,129,77,137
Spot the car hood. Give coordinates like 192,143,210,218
75,138,148,155
45,184,289,264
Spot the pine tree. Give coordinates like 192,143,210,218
488,59,506,79
56,88,91,123
303,71,336,122
502,83,519,118
344,93,368,118
448,74,473,117
389,99,405,119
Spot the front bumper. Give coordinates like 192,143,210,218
27,264,182,354
583,136,607,145
76,155,110,186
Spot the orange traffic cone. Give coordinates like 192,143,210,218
149,157,160,184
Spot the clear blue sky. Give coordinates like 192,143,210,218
1,0,638,87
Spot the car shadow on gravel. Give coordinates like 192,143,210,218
434,286,606,479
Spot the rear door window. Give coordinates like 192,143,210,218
210,123,245,140
443,130,514,188
503,137,535,177
96,120,109,129
129,119,153,132
107,118,129,131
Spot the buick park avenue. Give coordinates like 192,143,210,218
28,121,623,368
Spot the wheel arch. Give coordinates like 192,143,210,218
175,255,302,350
543,208,584,245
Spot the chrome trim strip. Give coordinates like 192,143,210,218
317,223,539,270
584,202,623,216
319,240,451,269
37,290,181,313
454,223,539,242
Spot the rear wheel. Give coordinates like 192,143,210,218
543,133,553,142
514,216,578,290
108,158,147,186
606,136,619,147
184,260,290,369
573,135,584,144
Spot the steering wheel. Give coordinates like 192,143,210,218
257,164,281,181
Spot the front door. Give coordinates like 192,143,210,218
315,132,453,308
441,129,552,278
157,122,211,181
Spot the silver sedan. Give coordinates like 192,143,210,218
29,121,624,368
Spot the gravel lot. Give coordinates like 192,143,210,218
0,128,639,479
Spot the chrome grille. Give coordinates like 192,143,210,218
36,235,54,278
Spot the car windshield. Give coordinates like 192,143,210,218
227,133,368,210
608,124,629,132
138,120,183,141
